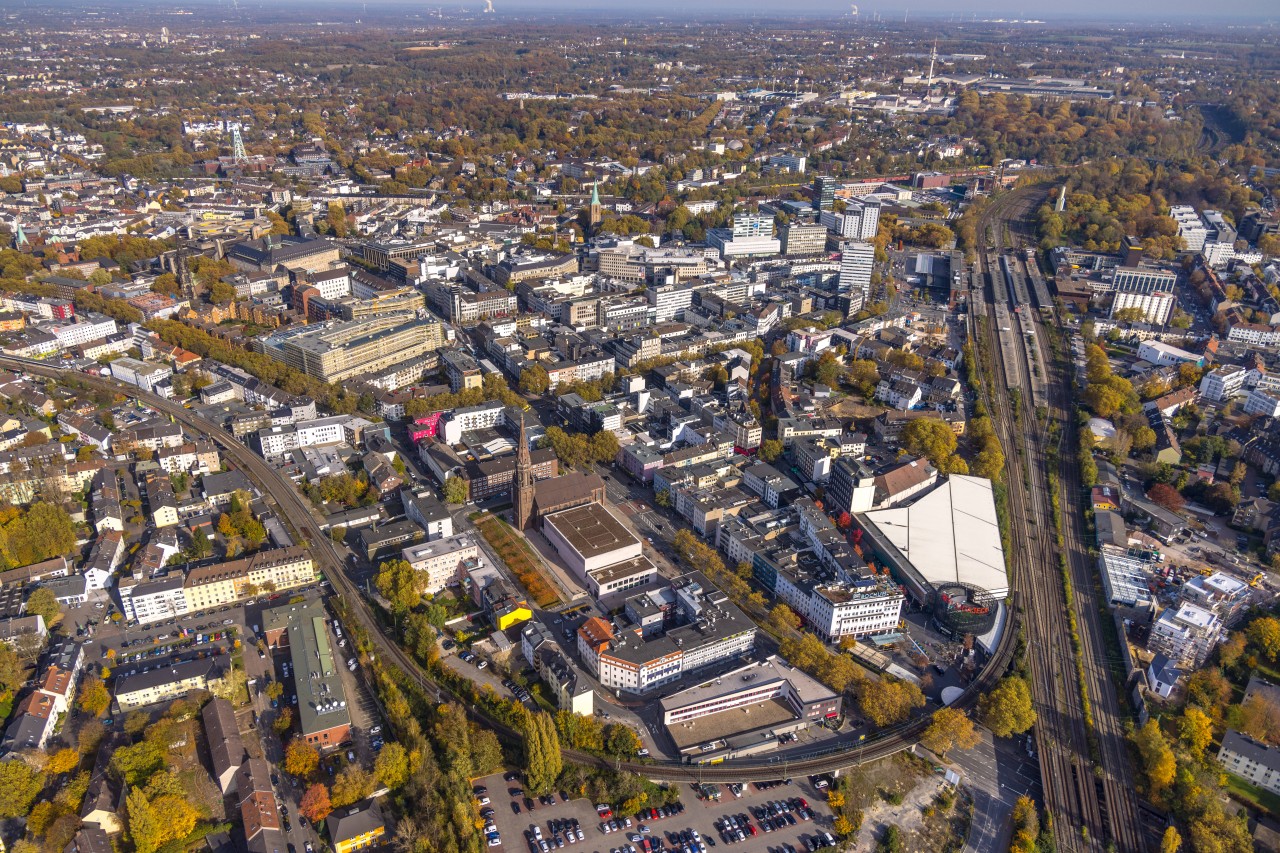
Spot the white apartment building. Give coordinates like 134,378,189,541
1220,730,1280,796
441,401,505,445
1200,365,1247,402
1110,288,1175,325
646,283,694,323
296,416,348,446
109,357,172,394
120,574,189,624
402,535,480,595
1169,205,1207,252
51,314,117,349
1244,388,1280,418
839,241,875,295
1148,601,1222,668
776,574,903,641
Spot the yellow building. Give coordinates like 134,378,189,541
326,800,386,853
183,547,316,612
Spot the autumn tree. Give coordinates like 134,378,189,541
856,677,925,728
284,738,320,780
300,783,333,824
331,765,375,808
1132,719,1176,795
1178,707,1213,759
1146,483,1185,513
1248,616,1280,662
900,417,958,468
374,742,410,789
23,586,60,624
767,603,802,635
920,707,980,759
77,675,111,716
979,676,1037,738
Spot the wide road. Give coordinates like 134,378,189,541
0,352,1018,784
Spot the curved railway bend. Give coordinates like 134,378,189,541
0,353,1018,786
971,187,1148,853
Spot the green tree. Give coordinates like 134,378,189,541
604,724,642,758
23,586,60,624
758,439,784,463
519,364,550,394
443,475,470,504
110,740,165,787
654,488,673,508
522,711,563,796
0,758,45,818
374,559,423,612
978,676,1037,738
0,642,23,697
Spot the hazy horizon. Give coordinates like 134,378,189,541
10,0,1280,25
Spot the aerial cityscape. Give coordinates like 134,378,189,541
0,4,1276,853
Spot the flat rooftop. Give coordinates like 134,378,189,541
667,696,796,751
544,503,639,559
860,474,1008,598
661,656,838,716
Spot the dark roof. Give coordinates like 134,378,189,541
326,799,386,845
201,696,245,785
114,657,221,698
1222,729,1280,775
63,826,113,853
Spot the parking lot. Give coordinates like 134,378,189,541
477,769,836,853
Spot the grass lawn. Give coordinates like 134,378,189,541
1224,773,1280,819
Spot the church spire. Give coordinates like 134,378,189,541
513,410,535,530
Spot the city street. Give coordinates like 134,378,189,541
943,730,1042,853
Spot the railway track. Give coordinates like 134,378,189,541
0,353,1021,785
972,197,1102,853
969,190,1146,852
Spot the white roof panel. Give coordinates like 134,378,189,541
861,475,1009,598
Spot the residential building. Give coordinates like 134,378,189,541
1219,730,1280,796
326,800,386,853
203,697,246,795
183,547,316,613
255,315,443,382
1245,388,1280,418
114,658,224,709
109,357,172,394
402,535,480,596
1200,365,1247,402
838,241,875,296
1149,601,1222,668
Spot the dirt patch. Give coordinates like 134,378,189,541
834,752,971,852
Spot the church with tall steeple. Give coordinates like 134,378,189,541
587,182,603,235
513,411,535,530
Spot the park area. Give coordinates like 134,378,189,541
472,512,562,608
